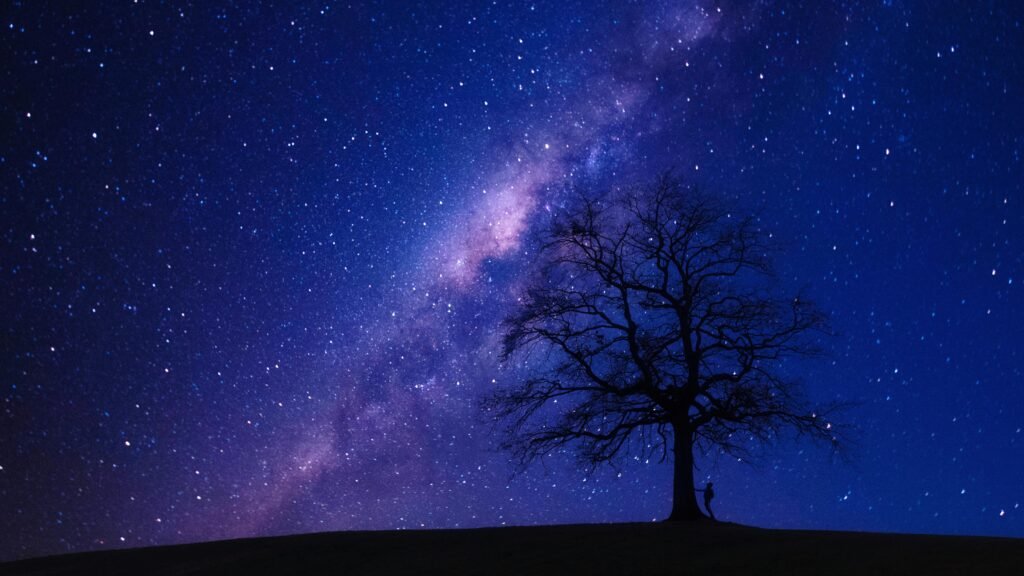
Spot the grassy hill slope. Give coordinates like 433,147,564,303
3,521,1023,575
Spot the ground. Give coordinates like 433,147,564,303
3,522,1023,575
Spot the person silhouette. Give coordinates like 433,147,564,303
701,481,716,520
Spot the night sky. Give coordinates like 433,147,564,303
2,0,1023,562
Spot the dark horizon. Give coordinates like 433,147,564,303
8,522,1024,576
2,0,1022,563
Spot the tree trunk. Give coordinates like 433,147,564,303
667,422,705,521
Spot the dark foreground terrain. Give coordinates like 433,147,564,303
3,521,1023,575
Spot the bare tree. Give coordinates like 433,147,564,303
488,174,842,521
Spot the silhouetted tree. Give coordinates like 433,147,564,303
488,174,842,521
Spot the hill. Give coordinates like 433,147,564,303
3,521,1023,575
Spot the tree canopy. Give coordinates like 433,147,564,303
488,174,843,520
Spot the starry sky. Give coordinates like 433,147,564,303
2,0,1023,562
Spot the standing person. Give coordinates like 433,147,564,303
700,481,716,520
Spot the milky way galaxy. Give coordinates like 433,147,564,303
2,0,1023,562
